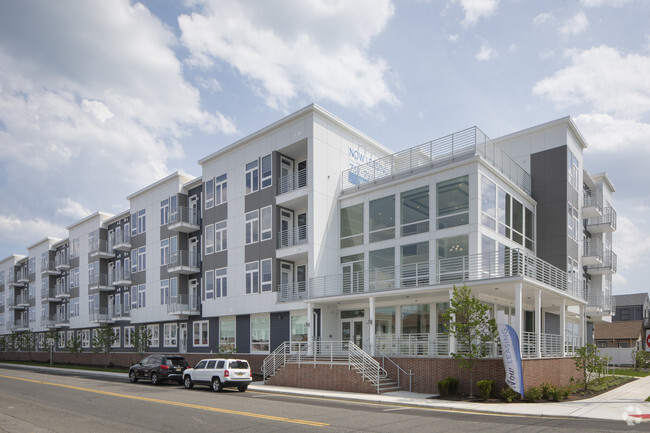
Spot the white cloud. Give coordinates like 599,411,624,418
533,46,650,118
475,43,496,61
0,214,66,246
452,0,500,28
179,0,398,111
574,114,650,153
609,210,650,275
580,0,631,7
532,12,553,25
55,198,92,220
560,11,590,36
448,34,460,43
81,99,114,124
539,50,555,60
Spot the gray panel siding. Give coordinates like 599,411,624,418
270,311,290,351
236,315,250,353
203,250,227,272
544,312,560,334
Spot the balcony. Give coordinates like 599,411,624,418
16,292,30,308
586,289,614,314
585,250,617,275
110,304,131,321
167,294,200,316
277,225,308,249
89,273,112,291
113,231,132,251
112,268,132,286
583,239,604,266
41,315,59,329
89,239,115,259
342,126,532,196
41,260,61,276
168,206,200,233
278,249,585,303
277,281,308,303
583,186,603,219
55,254,70,271
277,167,308,195
55,312,69,326
7,274,25,287
167,251,200,275
55,281,70,298
41,287,60,302
8,319,30,332
585,207,617,233
89,307,112,323
17,269,29,284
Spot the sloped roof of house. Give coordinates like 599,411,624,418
613,293,649,307
594,320,644,340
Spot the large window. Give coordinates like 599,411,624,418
369,247,395,291
124,326,135,347
261,154,272,189
148,324,159,347
137,209,146,234
137,247,146,272
160,239,169,266
160,199,169,225
193,320,209,347
369,195,395,242
291,314,308,342
245,160,259,194
204,270,214,300
401,304,430,334
568,149,579,191
375,307,396,335
205,224,214,255
205,178,214,209
437,235,469,282
164,323,177,347
401,186,429,236
216,268,227,298
219,317,236,352
251,315,270,352
568,204,579,242
215,221,227,252
215,174,227,205
340,203,363,248
245,210,259,244
481,177,496,230
138,284,146,308
261,259,272,292
401,242,429,287
245,262,259,294
160,280,169,305
261,206,272,241
437,175,469,229
341,253,364,294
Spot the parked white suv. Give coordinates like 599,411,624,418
183,358,252,392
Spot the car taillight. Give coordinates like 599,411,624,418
160,364,169,370
224,370,229,377
249,371,252,377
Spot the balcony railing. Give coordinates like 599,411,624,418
41,260,60,275
89,307,111,323
55,280,70,298
586,206,617,232
17,268,29,283
583,185,603,217
521,332,582,358
375,333,451,357
16,292,29,307
109,303,131,320
111,268,132,285
168,206,200,232
167,251,200,274
278,168,308,195
55,312,69,325
280,249,584,303
585,250,617,275
89,273,111,290
277,225,308,249
41,287,59,301
8,319,29,331
277,282,308,303
112,231,132,251
41,315,57,328
89,239,115,258
167,294,200,315
342,127,532,196
586,290,614,313
55,253,70,270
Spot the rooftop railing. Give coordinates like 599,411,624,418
342,127,532,195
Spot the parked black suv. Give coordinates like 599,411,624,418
129,354,188,385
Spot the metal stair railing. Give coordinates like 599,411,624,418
373,344,414,392
348,341,387,394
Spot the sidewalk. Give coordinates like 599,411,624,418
3,363,649,422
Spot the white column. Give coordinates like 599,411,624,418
307,302,314,348
369,297,376,356
448,289,456,355
535,289,542,358
514,283,523,358
560,299,566,356
578,304,585,346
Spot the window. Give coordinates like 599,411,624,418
205,178,214,209
204,224,214,255
148,324,159,347
525,207,534,250
215,174,227,205
401,304,430,334
137,209,146,234
216,268,227,298
261,206,272,241
619,308,630,321
568,203,579,242
58,331,65,348
245,261,259,294
71,238,80,259
138,247,146,271
437,175,469,229
369,247,395,291
193,320,209,346
568,149,579,191
369,195,395,242
81,329,90,348
245,160,259,194
131,213,138,237
481,177,496,230
124,326,135,347
437,235,469,282
219,317,235,352
498,189,508,236
160,239,169,266
71,298,79,317
138,284,146,308
131,250,138,273
164,323,177,347
170,277,178,301
291,315,308,342
124,291,131,313
160,280,169,305
160,199,169,225
401,242,429,287
401,186,429,236
112,328,121,348
245,210,259,244
261,259,272,292
261,154,272,188
251,315,270,352
204,270,214,300
215,221,227,252
340,203,363,248
512,198,524,245
29,257,35,275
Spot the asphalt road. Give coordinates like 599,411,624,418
0,367,648,433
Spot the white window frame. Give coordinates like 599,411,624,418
215,221,227,252
160,199,169,225
215,173,227,205
81,329,90,348
138,247,146,272
112,328,121,348
164,323,177,347
160,279,170,305
138,284,146,308
137,209,146,234
193,320,209,347
250,314,270,353
245,261,259,294
205,223,214,255
216,268,227,298
261,206,272,241
160,239,169,266
204,270,214,300
245,210,259,244
261,258,272,292
124,326,135,347
219,317,236,353
245,159,259,194
261,154,272,189
147,324,159,347
205,178,214,209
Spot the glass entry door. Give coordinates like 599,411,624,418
341,319,364,349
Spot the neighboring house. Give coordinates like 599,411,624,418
594,320,644,349
612,293,650,323
0,104,618,391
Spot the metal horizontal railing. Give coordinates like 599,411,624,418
278,168,308,195
113,230,131,247
583,185,603,211
297,249,583,302
89,273,110,289
55,281,70,297
89,307,110,322
586,290,614,312
167,294,200,314
342,127,531,195
55,253,69,269
583,239,603,260
111,268,132,284
41,287,57,299
375,333,450,357
585,250,618,274
41,260,59,274
167,251,200,270
55,312,69,324
277,282,308,303
277,225,308,249
89,239,114,256
169,206,200,227
586,206,617,231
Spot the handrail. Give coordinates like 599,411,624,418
375,345,414,392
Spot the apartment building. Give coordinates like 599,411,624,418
0,105,617,379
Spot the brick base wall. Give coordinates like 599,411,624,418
266,364,378,394
522,357,581,388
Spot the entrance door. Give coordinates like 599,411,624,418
280,262,293,294
190,279,198,310
280,157,294,193
189,237,198,267
280,209,293,247
179,323,188,353
189,195,198,224
341,319,364,349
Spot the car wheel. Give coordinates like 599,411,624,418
184,375,194,389
238,384,248,392
211,378,223,392
151,372,159,385
129,371,138,383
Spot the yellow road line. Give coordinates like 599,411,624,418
0,374,328,427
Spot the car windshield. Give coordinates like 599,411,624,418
165,357,188,367
229,361,249,369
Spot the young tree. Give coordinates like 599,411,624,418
65,333,84,366
132,325,152,356
441,285,499,398
43,329,59,365
92,325,117,368
574,343,609,391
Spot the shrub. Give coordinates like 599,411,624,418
477,379,494,401
548,387,562,402
501,387,519,403
437,377,460,397
437,378,449,396
560,386,571,400
447,377,459,395
540,382,555,400
525,386,542,402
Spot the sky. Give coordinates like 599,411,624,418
0,0,648,296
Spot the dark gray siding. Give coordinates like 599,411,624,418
544,312,560,334
270,311,290,351
236,314,250,353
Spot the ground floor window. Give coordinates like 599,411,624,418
81,329,90,348
112,328,121,348
219,317,235,353
291,314,308,342
164,323,177,347
148,324,159,347
375,307,396,335
401,304,430,334
251,315,270,352
193,320,209,347
124,326,135,347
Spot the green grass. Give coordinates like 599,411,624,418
646,396,650,402
609,368,650,377
0,360,128,374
